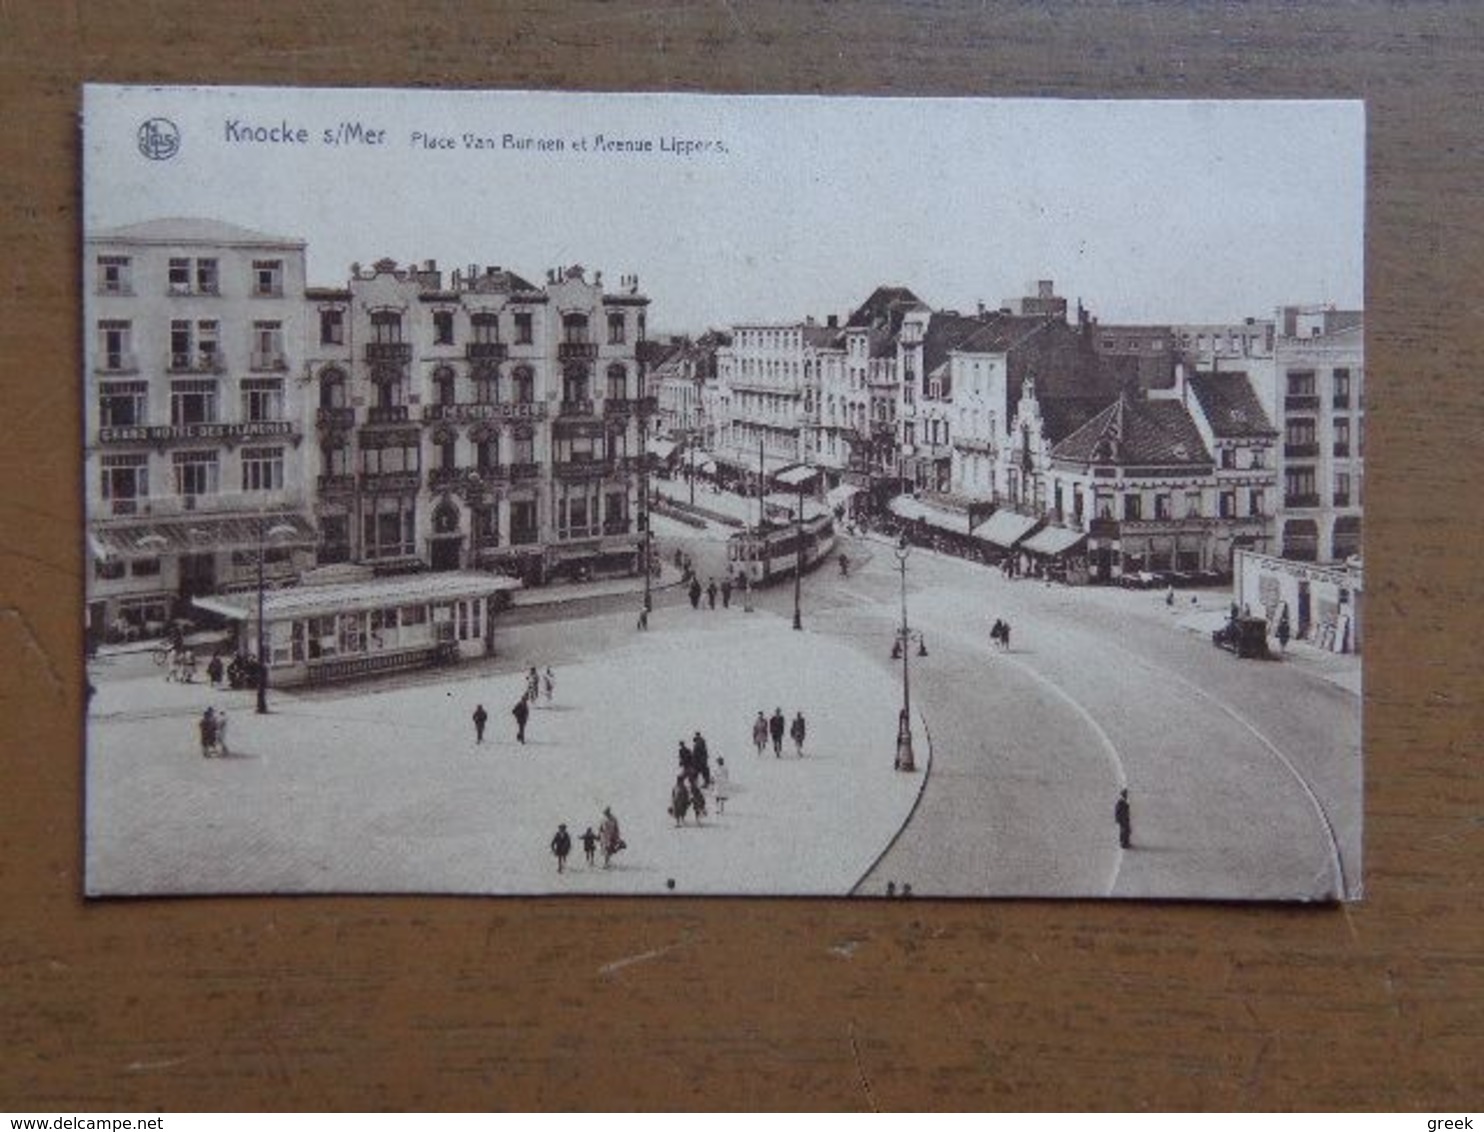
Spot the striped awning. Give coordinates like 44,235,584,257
972,510,1040,549
1022,525,1087,557
89,511,318,559
888,495,970,533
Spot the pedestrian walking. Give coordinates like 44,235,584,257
214,712,230,757
207,652,224,688
551,823,572,873
599,807,624,867
543,666,555,703
713,757,730,814
769,707,785,757
512,694,530,744
1001,621,1012,651
706,579,718,609
721,577,732,608
1115,788,1132,849
580,826,598,867
526,666,540,702
790,711,807,757
198,707,217,759
472,703,488,743
637,604,649,631
670,775,691,826
678,740,695,782
1276,610,1292,653
688,577,702,609
689,779,708,823
752,711,769,757
692,730,712,786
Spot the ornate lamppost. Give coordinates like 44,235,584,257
892,536,925,772
255,518,299,714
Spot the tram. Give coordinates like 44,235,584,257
727,499,838,585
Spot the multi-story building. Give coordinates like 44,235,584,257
650,331,729,447
838,286,921,508
1171,318,1277,418
304,259,651,585
1272,305,1363,563
85,219,317,643
713,319,836,482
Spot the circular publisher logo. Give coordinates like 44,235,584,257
137,118,180,161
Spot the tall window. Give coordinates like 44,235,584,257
432,367,457,405
510,499,538,544
1184,491,1201,518
511,366,534,403
1334,472,1351,506
321,443,351,476
172,450,219,497
97,320,133,371
606,363,627,399
198,321,220,368
563,365,589,404
1334,417,1351,456
607,311,625,344
361,441,420,475
252,259,283,297
514,312,533,344
170,380,217,426
168,258,193,295
1286,370,1316,396
1285,467,1317,502
96,256,131,294
169,320,195,370
1248,489,1265,516
241,446,285,492
371,310,403,343
320,308,344,346
100,454,148,506
319,368,347,408
99,381,147,427
563,313,589,345
1123,494,1142,521
241,378,284,422
471,312,499,343
251,321,285,370
433,310,455,346
475,434,498,472
196,258,219,294
1285,418,1316,446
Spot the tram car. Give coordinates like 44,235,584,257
727,498,838,585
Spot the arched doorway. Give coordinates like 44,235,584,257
1282,518,1319,562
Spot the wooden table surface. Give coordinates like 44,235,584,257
1,1,1479,1111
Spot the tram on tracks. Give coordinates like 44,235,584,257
727,497,838,585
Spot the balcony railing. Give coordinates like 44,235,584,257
317,473,358,495
364,342,412,363
314,406,355,429
365,405,410,425
97,352,138,373
1333,393,1351,409
510,527,540,546
465,342,508,361
507,461,541,481
1285,394,1319,411
428,465,509,491
553,458,608,480
168,352,226,373
1333,443,1350,457
250,351,288,372
602,519,632,536
95,491,299,519
559,399,595,417
1284,493,1321,508
1284,442,1320,458
557,342,598,361
1333,492,1351,507
422,400,547,423
603,398,637,416
360,471,422,493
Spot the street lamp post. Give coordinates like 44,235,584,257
892,536,923,772
255,518,298,714
792,477,805,630
639,414,652,613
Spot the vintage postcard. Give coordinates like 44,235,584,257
82,86,1364,899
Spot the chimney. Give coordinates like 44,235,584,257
827,314,838,329
1038,280,1054,298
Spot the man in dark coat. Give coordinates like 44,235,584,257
472,703,488,743
678,740,695,783
550,823,572,872
790,711,807,757
721,577,732,608
706,579,718,609
1114,788,1132,849
689,577,702,609
512,694,530,744
769,707,786,757
692,731,711,786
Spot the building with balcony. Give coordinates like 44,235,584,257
1272,305,1363,563
85,219,316,643
305,258,650,584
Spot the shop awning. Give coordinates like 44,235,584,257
89,511,318,560
192,570,522,623
825,483,863,508
1022,525,1088,557
973,509,1041,549
887,495,971,534
774,464,820,488
682,449,717,474
646,438,677,460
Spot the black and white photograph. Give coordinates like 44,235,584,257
82,85,1364,900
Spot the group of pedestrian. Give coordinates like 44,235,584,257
669,730,730,824
687,574,736,611
751,707,807,758
989,618,1013,651
470,665,556,746
197,706,230,758
550,806,625,873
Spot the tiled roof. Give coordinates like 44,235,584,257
1052,393,1212,466
1188,372,1276,437
845,285,923,330
88,217,303,246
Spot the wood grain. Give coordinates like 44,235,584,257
1,0,1480,1111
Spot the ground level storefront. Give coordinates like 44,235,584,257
1233,549,1362,654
